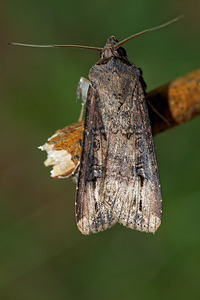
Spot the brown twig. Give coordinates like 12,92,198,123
148,68,200,135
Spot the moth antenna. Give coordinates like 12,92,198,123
114,15,184,49
8,42,102,52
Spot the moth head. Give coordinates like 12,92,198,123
100,36,128,60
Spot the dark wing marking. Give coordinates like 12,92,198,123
103,79,162,233
76,85,117,234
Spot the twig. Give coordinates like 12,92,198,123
148,68,200,135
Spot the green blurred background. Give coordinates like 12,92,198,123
1,0,200,299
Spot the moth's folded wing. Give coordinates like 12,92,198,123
103,82,162,233
76,86,117,235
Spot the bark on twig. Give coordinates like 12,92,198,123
148,68,200,135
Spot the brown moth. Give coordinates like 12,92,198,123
9,16,183,235
75,17,183,234
76,38,162,234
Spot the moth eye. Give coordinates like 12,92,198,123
117,47,127,57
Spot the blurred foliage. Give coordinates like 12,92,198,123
0,0,200,299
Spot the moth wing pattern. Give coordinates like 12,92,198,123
76,36,162,235
103,79,162,233
76,84,118,234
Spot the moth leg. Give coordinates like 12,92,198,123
147,99,171,127
77,77,91,121
71,164,80,184
71,161,80,175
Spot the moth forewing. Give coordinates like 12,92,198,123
76,85,118,234
76,36,162,234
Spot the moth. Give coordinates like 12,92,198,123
9,16,183,234
76,38,162,234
